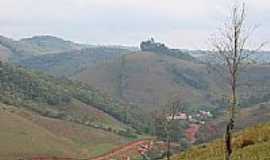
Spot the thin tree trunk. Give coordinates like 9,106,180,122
225,118,234,160
166,136,171,160
225,17,238,160
225,67,237,160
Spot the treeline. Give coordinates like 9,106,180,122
15,47,131,77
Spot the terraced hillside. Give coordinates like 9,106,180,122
172,123,270,160
0,103,131,160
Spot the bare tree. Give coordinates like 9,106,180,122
209,3,265,160
153,99,184,160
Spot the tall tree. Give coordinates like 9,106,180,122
210,3,265,160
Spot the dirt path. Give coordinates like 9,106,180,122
90,139,153,160
30,139,153,160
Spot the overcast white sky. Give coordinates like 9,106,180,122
0,0,270,49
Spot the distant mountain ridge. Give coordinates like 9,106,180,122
0,35,87,57
188,49,270,64
0,35,139,61
15,47,132,77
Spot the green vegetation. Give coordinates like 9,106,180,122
5,35,269,117
0,62,148,136
16,47,131,77
0,35,269,160
74,52,221,112
172,123,270,160
197,102,270,144
0,35,86,57
74,51,270,114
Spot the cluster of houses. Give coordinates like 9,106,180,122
167,110,213,125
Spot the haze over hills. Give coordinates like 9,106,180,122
0,60,150,159
1,0,270,159
0,35,88,58
16,47,132,77
74,51,270,112
0,35,269,159
0,35,137,61
1,35,270,120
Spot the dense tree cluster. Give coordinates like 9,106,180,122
140,38,194,61
140,38,169,53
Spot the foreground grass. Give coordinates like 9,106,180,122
172,123,270,160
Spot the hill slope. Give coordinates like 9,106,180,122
16,47,131,77
0,35,86,58
172,123,270,160
74,52,213,110
0,62,149,136
197,102,270,143
74,51,270,113
0,103,131,160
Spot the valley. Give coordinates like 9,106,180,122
0,35,269,160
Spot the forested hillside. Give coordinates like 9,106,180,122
16,47,132,77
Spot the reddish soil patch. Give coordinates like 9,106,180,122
90,139,153,160
30,139,153,160
185,124,201,143
31,156,78,160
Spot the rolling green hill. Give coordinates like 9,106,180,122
74,52,212,110
74,51,270,113
0,103,131,160
2,35,270,148
0,62,149,136
8,36,269,114
16,47,132,77
0,35,87,58
172,123,270,160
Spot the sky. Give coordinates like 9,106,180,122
0,0,270,49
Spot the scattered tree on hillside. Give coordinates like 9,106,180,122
153,99,184,160
209,3,265,160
